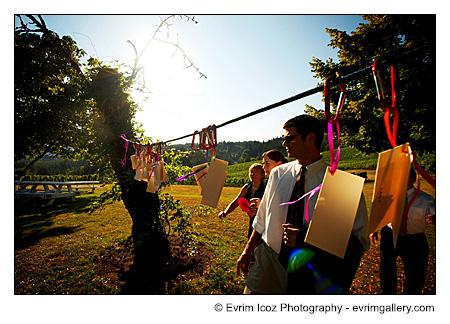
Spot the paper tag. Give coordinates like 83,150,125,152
200,158,228,208
140,151,147,169
192,163,209,193
134,168,142,181
146,170,160,193
159,161,169,182
369,143,412,247
130,155,138,170
305,169,365,258
140,167,148,182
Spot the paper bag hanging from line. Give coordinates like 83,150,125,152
146,165,161,193
159,161,169,182
369,143,412,247
130,155,138,170
305,169,365,259
200,158,228,208
146,162,168,193
134,167,143,181
192,163,209,193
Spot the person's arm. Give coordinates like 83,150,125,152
237,229,262,277
219,185,248,219
426,197,436,225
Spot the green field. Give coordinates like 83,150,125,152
14,175,436,294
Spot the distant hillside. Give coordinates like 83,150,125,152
168,137,287,167
224,147,378,187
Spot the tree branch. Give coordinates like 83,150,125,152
24,14,86,77
126,15,206,90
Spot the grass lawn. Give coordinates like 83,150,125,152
14,177,436,294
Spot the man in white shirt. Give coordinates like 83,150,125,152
237,114,369,294
371,168,436,294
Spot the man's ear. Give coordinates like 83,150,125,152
306,133,316,145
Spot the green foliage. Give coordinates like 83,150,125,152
310,15,435,164
14,26,91,162
89,182,122,215
159,192,195,247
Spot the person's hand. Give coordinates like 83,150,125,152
247,198,260,218
427,214,436,225
247,209,257,217
250,198,261,209
237,250,252,278
370,232,378,244
282,223,299,248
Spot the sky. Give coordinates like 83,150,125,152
14,14,366,144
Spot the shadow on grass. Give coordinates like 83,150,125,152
14,196,96,250
15,225,82,250
14,194,100,217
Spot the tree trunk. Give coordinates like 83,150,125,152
112,155,171,293
92,67,171,293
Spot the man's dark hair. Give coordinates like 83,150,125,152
283,114,324,151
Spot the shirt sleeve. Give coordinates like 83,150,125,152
252,175,273,235
427,195,436,216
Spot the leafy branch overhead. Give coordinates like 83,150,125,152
309,15,435,156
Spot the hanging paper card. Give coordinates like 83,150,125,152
146,177,157,193
159,161,169,182
146,165,161,193
369,143,412,247
200,158,228,208
192,163,209,193
140,151,147,169
140,167,148,182
134,168,143,181
305,169,365,258
146,160,153,171
130,155,138,170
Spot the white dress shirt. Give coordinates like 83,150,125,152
252,156,370,254
388,186,435,235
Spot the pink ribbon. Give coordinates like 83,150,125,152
328,122,340,175
280,184,322,223
176,165,207,182
120,134,128,167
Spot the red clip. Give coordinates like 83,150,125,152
147,143,157,161
156,142,163,158
324,77,346,124
201,125,217,150
372,58,397,111
191,130,201,151
373,58,399,147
